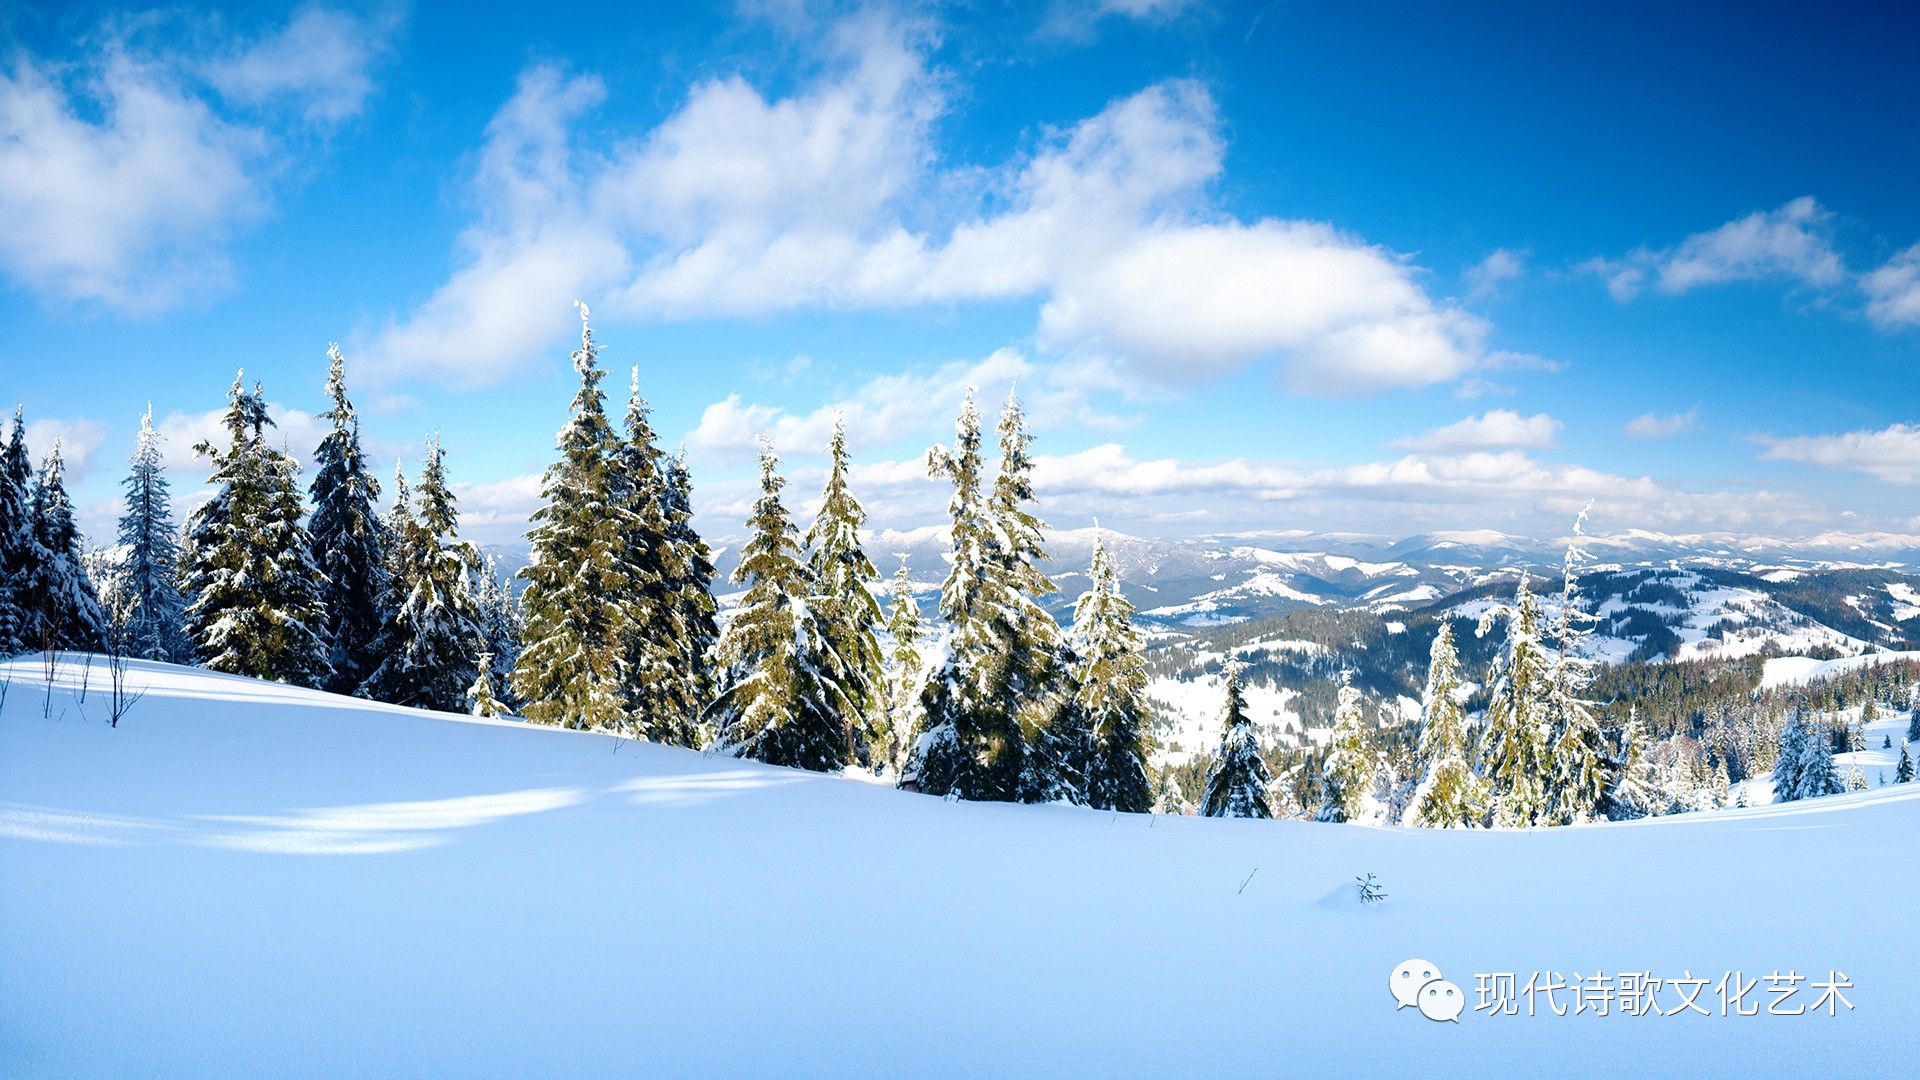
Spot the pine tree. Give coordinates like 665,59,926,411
1317,678,1373,823
475,555,523,709
1154,771,1192,816
512,305,638,732
805,416,886,765
113,406,189,662
661,449,718,745
1897,740,1914,783
181,374,329,686
468,652,506,718
879,556,925,772
0,408,36,655
308,344,388,695
1476,572,1553,827
1604,709,1655,819
707,442,854,771
1200,662,1273,819
611,367,687,743
1793,713,1842,799
1070,531,1154,813
1408,621,1485,827
1906,707,1920,743
1771,712,1807,803
361,438,484,712
18,441,107,651
1546,527,1610,824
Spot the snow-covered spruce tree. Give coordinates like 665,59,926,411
879,556,925,771
1317,678,1374,823
476,555,523,709
1070,531,1154,813
1792,712,1843,800
1897,740,1914,783
0,408,37,655
610,369,689,744
1200,661,1273,819
361,438,485,712
468,651,506,718
707,442,855,771
1907,706,1920,744
512,305,639,732
1602,708,1656,819
1476,572,1554,827
1154,771,1193,816
18,441,107,652
805,416,886,765
113,406,189,662
308,344,388,695
1408,621,1485,827
661,449,718,744
1770,712,1808,803
1546,522,1610,824
180,375,328,686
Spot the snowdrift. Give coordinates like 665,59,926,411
1,657,1910,1078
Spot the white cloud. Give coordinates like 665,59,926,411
1590,197,1845,301
369,18,1504,397
449,473,545,548
1393,409,1561,452
1464,248,1525,300
22,417,111,482
1864,243,1920,330
1759,423,1920,484
206,5,392,123
1623,408,1698,439
0,8,391,311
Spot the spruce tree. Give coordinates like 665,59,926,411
1604,708,1655,820
707,442,854,771
1070,531,1154,813
1771,712,1808,803
1477,572,1553,826
362,438,485,712
468,651,506,718
611,368,686,743
476,555,523,709
113,406,189,661
19,441,107,651
879,556,925,772
806,416,886,765
180,374,328,686
308,344,389,694
1408,621,1485,827
1906,707,1920,743
1200,661,1272,819
1793,713,1842,799
1547,534,1609,824
661,449,718,744
1897,740,1914,783
512,305,639,731
0,408,34,655
1317,678,1373,823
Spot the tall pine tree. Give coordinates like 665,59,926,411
1317,678,1373,823
512,305,639,732
1200,661,1273,819
806,416,886,765
707,442,854,771
1408,621,1484,827
362,437,484,712
611,368,687,743
113,406,189,661
19,441,107,651
661,449,718,745
0,408,34,655
1546,526,1610,825
1477,572,1554,827
1070,531,1154,813
879,556,924,772
308,344,388,695
476,555,523,710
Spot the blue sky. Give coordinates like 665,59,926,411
4,0,1920,547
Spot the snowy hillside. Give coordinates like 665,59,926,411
2,656,1908,1078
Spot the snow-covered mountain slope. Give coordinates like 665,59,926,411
2,657,1910,1078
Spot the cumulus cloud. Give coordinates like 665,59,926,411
1464,248,1525,300
1393,409,1561,452
0,7,392,311
1623,408,1698,439
1759,423,1920,484
22,417,112,482
1864,243,1920,330
1588,197,1845,301
206,4,395,124
367,16,1502,397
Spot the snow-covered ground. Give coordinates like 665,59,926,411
2,656,1910,1078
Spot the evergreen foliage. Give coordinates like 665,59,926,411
18,440,107,651
476,556,523,710
661,449,718,744
308,344,389,694
1547,528,1611,824
879,557,925,772
1317,678,1373,822
468,652,506,718
611,368,690,744
1200,661,1273,818
1477,572,1553,826
362,438,484,712
805,417,886,764
1897,740,1914,783
0,409,32,655
112,406,190,662
1069,531,1154,813
1408,621,1484,827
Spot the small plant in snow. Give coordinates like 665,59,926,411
1355,873,1387,904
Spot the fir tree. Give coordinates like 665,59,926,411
1897,740,1914,783
707,442,854,771
476,556,523,709
308,344,388,694
1317,678,1373,823
18,441,107,651
0,408,36,655
1907,706,1920,744
661,449,718,745
468,652,506,718
1200,661,1273,819
1771,712,1807,803
1070,531,1154,813
611,368,686,743
1604,709,1656,820
805,416,886,765
512,305,639,732
1477,572,1553,827
1547,523,1610,824
362,438,484,712
113,406,189,662
879,556,925,772
1408,621,1485,827
1793,713,1843,799
180,374,329,686
1154,771,1193,816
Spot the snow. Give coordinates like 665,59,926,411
3,655,1915,1077
1760,651,1920,689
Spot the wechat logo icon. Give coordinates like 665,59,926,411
1391,959,1464,1023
